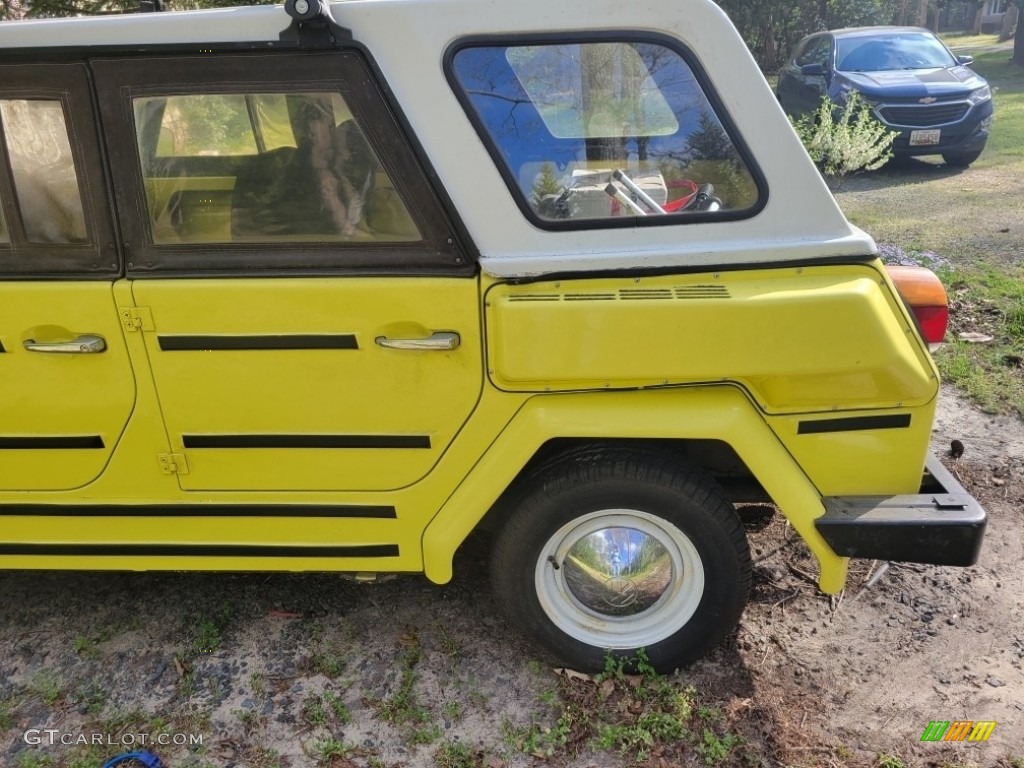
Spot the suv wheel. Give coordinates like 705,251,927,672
942,149,983,168
490,448,751,672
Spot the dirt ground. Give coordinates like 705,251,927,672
0,385,1021,768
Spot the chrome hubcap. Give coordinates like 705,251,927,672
536,510,704,649
563,527,672,617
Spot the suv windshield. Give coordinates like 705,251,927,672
836,32,957,72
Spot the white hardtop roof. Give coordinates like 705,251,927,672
0,0,876,278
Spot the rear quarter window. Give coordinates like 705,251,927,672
449,39,763,228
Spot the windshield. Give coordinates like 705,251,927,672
836,33,958,72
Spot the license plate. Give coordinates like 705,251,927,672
909,129,941,146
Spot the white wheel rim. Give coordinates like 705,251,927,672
535,509,705,650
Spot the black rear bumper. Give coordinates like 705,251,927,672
814,455,986,567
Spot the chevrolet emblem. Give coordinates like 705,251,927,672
919,96,938,104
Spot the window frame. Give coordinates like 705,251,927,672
91,50,472,278
444,32,768,233
0,62,119,280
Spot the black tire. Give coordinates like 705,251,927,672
942,149,983,168
490,447,751,672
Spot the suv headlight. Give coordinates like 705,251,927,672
968,85,991,105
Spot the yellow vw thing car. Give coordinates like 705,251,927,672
0,0,985,671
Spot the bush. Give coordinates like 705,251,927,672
790,92,897,178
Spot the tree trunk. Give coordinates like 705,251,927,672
917,0,929,26
974,4,983,34
1000,4,1019,43
761,14,777,72
1014,4,1024,65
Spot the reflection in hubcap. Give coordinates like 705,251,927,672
563,527,673,617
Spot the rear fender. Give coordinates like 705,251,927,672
421,385,849,593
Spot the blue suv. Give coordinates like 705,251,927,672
778,27,993,167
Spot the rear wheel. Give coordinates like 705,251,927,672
490,448,751,672
942,149,983,168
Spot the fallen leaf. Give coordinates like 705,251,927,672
625,674,644,688
554,667,592,683
173,656,185,677
599,679,615,698
958,332,993,343
268,609,303,619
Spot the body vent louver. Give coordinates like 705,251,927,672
619,288,673,300
564,293,616,301
506,284,731,303
508,294,560,302
675,285,730,299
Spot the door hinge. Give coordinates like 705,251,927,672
120,306,154,332
158,453,189,475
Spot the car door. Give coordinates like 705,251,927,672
0,63,134,491
91,51,481,493
794,36,833,115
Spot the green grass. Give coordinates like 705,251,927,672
72,635,99,659
25,669,64,707
836,47,1024,417
313,737,353,765
937,264,1024,416
0,693,14,729
942,31,1003,49
974,51,1024,164
506,651,744,766
15,753,54,768
435,741,488,768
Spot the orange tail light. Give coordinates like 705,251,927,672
885,265,949,352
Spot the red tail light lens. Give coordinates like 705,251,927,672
910,304,950,348
885,265,949,352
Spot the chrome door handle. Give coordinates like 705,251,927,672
375,331,460,351
23,334,107,354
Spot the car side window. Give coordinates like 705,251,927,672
450,40,762,226
796,37,828,67
92,52,467,276
133,91,420,246
0,99,88,244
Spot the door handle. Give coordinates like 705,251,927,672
23,334,107,354
375,331,460,351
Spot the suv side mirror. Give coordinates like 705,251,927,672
957,55,974,66
800,63,827,77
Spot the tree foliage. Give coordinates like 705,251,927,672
714,0,904,70
1,0,268,20
712,1,1007,71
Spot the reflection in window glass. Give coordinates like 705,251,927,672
836,33,956,72
507,45,679,139
0,100,88,244
152,95,258,157
453,42,760,224
0,202,8,244
133,91,420,245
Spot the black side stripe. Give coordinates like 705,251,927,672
183,434,431,449
0,504,397,519
159,335,358,351
797,414,912,435
0,436,105,449
0,543,400,558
